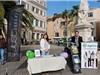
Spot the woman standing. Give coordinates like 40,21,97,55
40,33,50,56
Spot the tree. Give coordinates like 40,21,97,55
21,9,35,44
51,5,79,39
62,5,79,37
0,1,35,44
69,5,79,36
61,9,70,38
22,9,34,30
70,5,79,24
0,2,5,33
1,1,34,30
52,13,62,21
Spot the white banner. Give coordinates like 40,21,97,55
81,42,98,69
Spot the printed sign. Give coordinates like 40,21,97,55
34,49,41,57
7,6,23,61
81,42,98,69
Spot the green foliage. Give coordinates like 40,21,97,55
0,2,5,29
22,9,35,30
62,9,68,19
0,1,35,41
60,38,67,46
1,1,16,19
52,13,62,21
56,5,79,38
0,2,5,20
0,1,35,30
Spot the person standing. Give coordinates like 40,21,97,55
70,31,83,59
0,34,6,64
84,51,88,68
40,33,50,56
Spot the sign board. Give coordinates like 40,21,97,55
7,5,23,61
81,42,98,69
34,49,41,57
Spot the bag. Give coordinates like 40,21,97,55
64,47,71,57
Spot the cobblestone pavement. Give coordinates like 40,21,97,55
0,45,100,75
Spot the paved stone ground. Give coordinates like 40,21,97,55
0,45,100,75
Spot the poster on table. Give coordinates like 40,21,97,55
34,49,41,57
81,42,98,69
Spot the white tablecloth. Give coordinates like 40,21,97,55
27,55,66,75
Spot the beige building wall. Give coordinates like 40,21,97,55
88,8,100,22
47,21,55,39
47,17,65,41
87,8,100,38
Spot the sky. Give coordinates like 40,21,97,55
47,0,100,16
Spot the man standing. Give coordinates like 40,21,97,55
70,31,83,59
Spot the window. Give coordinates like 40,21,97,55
40,10,43,15
36,19,39,26
40,21,43,27
63,30,67,36
36,8,39,14
44,22,45,28
32,33,35,39
37,33,39,39
55,32,59,37
44,12,45,16
92,29,94,36
61,22,65,25
33,19,36,27
88,12,93,17
41,34,43,38
90,22,94,25
32,6,35,12
33,19,36,26
25,4,29,10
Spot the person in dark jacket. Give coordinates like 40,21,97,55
70,31,83,59
0,34,6,64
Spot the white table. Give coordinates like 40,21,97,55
27,55,66,75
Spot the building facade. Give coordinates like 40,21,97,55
87,8,100,41
22,0,47,40
47,16,66,42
